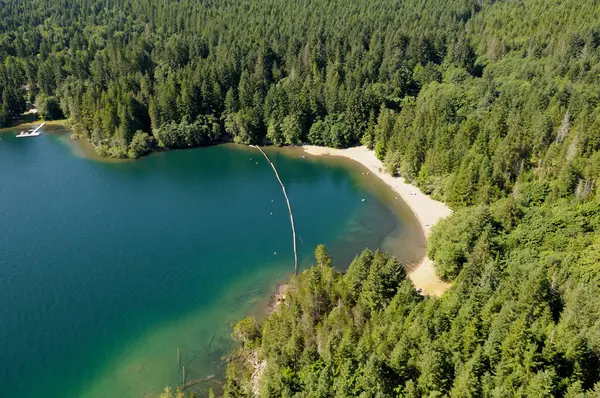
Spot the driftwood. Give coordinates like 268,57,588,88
236,289,261,302
184,332,216,367
182,375,215,390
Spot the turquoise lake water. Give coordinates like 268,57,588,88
0,127,423,397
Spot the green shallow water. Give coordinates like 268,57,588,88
0,127,423,397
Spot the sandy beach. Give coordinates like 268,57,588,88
302,145,453,296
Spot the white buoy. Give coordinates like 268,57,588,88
362,198,366,202
274,252,277,255
270,212,273,215
253,145,298,274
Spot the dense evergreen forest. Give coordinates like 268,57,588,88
2,0,600,396
0,0,477,157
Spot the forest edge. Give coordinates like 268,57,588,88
302,145,452,296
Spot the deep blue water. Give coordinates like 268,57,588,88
0,128,422,397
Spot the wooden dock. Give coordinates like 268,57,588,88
32,122,46,133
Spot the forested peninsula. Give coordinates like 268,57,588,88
2,0,600,396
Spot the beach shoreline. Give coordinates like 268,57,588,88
301,145,453,296
0,119,68,134
4,123,451,296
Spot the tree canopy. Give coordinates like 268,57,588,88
2,0,600,395
0,0,478,156
227,205,600,395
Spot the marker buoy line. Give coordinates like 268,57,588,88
251,145,298,274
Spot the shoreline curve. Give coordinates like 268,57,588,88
301,145,453,297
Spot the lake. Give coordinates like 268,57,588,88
0,126,423,397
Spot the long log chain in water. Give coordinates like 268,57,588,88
251,146,298,274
